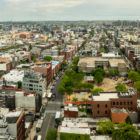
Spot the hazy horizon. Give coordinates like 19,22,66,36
0,0,140,21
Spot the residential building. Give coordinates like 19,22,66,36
22,71,46,96
0,109,25,140
32,62,52,86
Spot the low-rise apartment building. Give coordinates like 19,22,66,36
22,71,46,96
32,62,52,86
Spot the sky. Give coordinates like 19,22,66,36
0,0,140,21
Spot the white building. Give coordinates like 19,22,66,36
2,69,24,87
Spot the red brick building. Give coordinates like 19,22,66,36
32,62,52,86
64,106,78,118
91,90,137,117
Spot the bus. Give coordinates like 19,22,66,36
36,119,43,132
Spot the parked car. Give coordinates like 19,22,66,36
33,136,38,140
52,97,55,101
60,105,64,109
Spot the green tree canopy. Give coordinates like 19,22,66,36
44,56,52,62
91,68,105,76
71,56,80,72
112,123,139,140
46,129,57,140
91,88,104,95
134,81,140,92
29,44,32,51
100,47,106,53
128,71,140,82
17,81,22,89
115,83,128,92
125,116,132,125
61,62,67,70
72,97,78,102
94,72,104,84
97,119,115,135
31,54,36,62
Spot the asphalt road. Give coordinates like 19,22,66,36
40,73,64,140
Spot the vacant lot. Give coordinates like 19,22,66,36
94,78,121,91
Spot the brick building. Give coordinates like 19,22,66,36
32,62,52,86
91,89,137,117
64,106,78,118
4,111,25,140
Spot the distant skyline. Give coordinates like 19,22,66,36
0,0,140,21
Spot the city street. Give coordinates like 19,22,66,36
40,73,64,140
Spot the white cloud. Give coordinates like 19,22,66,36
1,0,140,21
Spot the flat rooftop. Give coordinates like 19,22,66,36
92,92,118,101
62,121,88,128
78,57,126,68
109,59,126,67
59,127,90,135
64,106,78,112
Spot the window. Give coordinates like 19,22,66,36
97,104,100,108
124,102,126,105
97,111,100,114
105,110,107,114
117,102,119,105
120,102,122,105
113,102,115,105
105,104,108,108
131,102,133,105
127,102,129,105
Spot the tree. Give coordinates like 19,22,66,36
91,88,104,95
115,83,128,92
44,56,52,62
29,44,32,51
109,69,114,76
72,97,78,102
112,123,139,140
46,129,57,140
125,116,132,125
58,83,65,94
100,47,106,53
134,81,140,92
128,71,140,82
91,68,105,76
114,69,119,76
94,72,104,84
17,81,22,89
97,119,115,135
31,54,36,62
61,62,67,70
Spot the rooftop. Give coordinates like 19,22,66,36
93,92,118,101
2,69,24,83
64,106,78,112
59,127,90,135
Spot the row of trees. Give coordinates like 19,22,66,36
0,44,23,52
71,56,79,72
97,118,139,140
